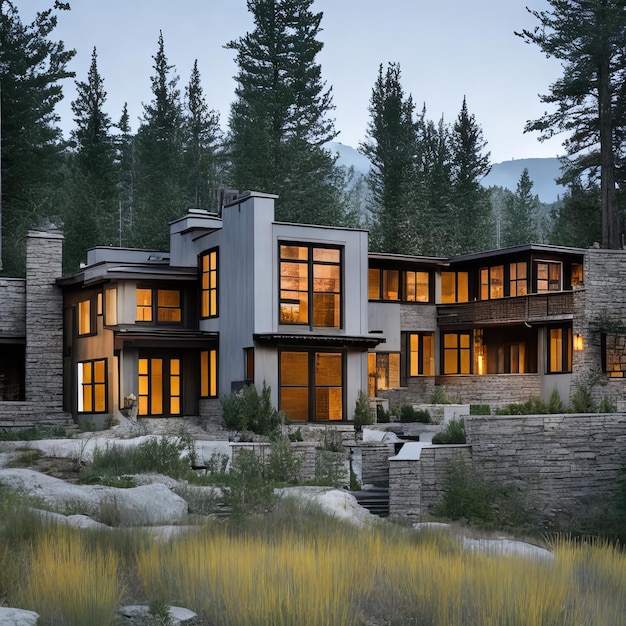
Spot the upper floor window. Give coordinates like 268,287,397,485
136,288,182,323
440,271,469,303
104,288,117,325
509,262,528,296
369,268,431,302
480,265,504,300
78,299,92,335
279,244,341,328
571,263,583,287
536,261,561,292
201,249,218,318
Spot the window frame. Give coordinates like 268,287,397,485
77,298,94,336
136,286,183,325
403,332,435,378
440,271,469,304
547,325,572,374
535,260,562,293
441,331,473,375
200,248,219,319
200,349,218,398
369,267,432,303
279,242,343,329
77,358,107,414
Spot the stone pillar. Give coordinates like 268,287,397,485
24,231,64,412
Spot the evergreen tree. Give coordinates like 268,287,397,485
501,168,539,247
0,0,75,274
64,47,117,271
517,0,626,249
449,97,493,254
226,0,344,225
114,102,136,243
182,60,222,211
360,63,417,253
134,31,186,249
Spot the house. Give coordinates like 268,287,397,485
3,191,626,429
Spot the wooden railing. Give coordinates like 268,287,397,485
437,292,574,326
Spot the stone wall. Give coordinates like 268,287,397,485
361,442,395,487
388,413,626,530
0,278,25,337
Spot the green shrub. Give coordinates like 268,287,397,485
353,390,375,430
570,367,608,413
287,427,303,442
265,437,302,485
598,396,617,413
221,382,282,438
398,404,431,423
469,404,491,416
317,428,344,453
0,425,67,441
548,388,566,413
314,449,347,487
495,397,549,415
432,418,466,444
376,405,390,423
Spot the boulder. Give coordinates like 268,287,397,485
0,607,39,626
117,605,197,625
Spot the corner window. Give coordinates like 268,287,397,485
536,261,562,292
77,299,92,336
78,359,106,413
547,326,572,373
200,349,218,398
279,244,342,328
440,271,469,303
509,262,528,297
136,288,182,323
442,332,472,374
201,249,218,318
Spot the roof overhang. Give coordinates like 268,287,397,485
112,326,218,350
253,333,385,349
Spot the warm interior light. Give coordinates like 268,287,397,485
574,334,584,351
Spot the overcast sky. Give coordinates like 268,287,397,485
17,0,565,164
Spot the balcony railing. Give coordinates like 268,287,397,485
437,292,574,326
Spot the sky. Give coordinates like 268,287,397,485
16,0,565,164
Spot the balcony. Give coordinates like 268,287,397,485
437,292,574,327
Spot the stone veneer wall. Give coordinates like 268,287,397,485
0,278,25,337
388,413,626,530
0,231,72,428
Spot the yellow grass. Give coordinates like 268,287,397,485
13,525,123,626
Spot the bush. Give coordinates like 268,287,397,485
548,388,566,413
432,418,466,444
0,425,67,441
570,367,608,413
353,390,374,430
221,382,282,438
495,397,549,415
376,405,390,423
397,405,431,423
265,437,302,485
469,404,491,416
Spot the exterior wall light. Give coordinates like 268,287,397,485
573,334,585,351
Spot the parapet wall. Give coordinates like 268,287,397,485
389,413,626,530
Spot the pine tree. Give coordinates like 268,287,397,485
114,102,136,242
517,0,626,249
64,47,117,271
0,0,75,274
449,97,493,254
133,31,186,249
182,60,222,211
501,168,540,247
360,63,417,253
226,0,344,224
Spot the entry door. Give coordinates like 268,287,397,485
138,356,181,417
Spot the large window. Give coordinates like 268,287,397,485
547,326,572,373
136,288,182,323
440,271,469,303
367,352,400,396
279,350,344,421
138,356,182,416
536,261,561,292
78,359,106,413
480,265,504,300
200,349,218,398
442,332,472,374
509,262,528,296
279,244,341,328
201,249,218,318
369,268,431,302
405,332,435,376
602,333,626,377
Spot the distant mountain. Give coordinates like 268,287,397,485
329,142,565,204
483,158,565,203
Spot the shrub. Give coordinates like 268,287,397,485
469,404,491,416
221,382,282,438
495,397,549,415
570,367,608,413
265,437,302,485
0,425,67,441
598,396,617,413
315,449,347,487
398,404,431,423
316,428,344,453
376,405,390,423
548,388,566,413
432,418,466,444
353,390,375,430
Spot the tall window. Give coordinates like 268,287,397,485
279,244,341,328
509,262,528,296
367,352,400,396
548,326,572,373
138,357,182,416
200,349,218,398
440,271,469,303
279,350,344,421
201,249,218,318
480,265,504,300
78,359,106,413
442,332,472,374
136,288,182,323
406,332,435,376
104,288,117,325
536,261,561,292
78,299,91,335
404,271,430,302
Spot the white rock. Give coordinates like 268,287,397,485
117,604,197,625
0,607,39,626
